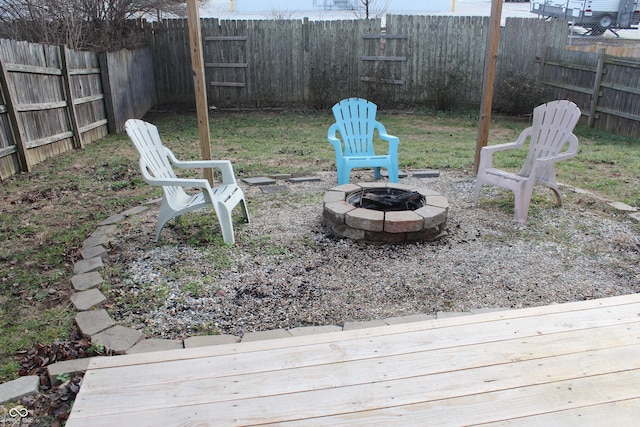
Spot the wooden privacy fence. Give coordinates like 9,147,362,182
0,39,156,179
541,46,640,137
150,16,568,108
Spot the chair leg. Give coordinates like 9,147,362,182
388,164,399,183
514,188,533,223
337,167,351,185
549,186,563,207
216,203,236,245
373,167,381,180
472,182,483,207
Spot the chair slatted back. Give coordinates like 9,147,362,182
519,100,581,177
331,98,378,156
125,119,184,200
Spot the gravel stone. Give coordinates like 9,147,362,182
104,171,640,339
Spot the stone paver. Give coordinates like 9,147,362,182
384,314,436,325
629,212,640,222
241,329,292,342
242,177,276,186
73,257,103,275
127,339,184,354
122,206,149,216
91,224,118,238
80,245,108,261
0,376,39,404
91,326,145,354
47,359,91,386
98,214,126,226
71,271,103,291
70,289,107,311
412,169,440,178
75,309,116,336
436,311,473,319
288,325,343,336
470,307,510,315
287,176,321,183
342,320,389,331
184,335,241,348
608,201,638,212
82,234,108,249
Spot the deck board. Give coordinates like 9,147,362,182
66,294,640,426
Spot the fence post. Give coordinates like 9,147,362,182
59,45,83,148
588,46,606,128
0,50,29,172
98,52,117,135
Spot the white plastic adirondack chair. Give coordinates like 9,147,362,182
328,98,400,185
125,119,249,244
473,100,581,223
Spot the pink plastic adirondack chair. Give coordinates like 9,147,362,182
473,100,581,223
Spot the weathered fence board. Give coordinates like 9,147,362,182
0,39,156,179
150,16,570,110
542,46,640,137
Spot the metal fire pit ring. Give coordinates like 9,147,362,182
322,182,449,243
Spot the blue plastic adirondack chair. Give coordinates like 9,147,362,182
328,98,400,185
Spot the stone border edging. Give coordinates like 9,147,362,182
4,173,638,404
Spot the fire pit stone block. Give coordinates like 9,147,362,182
384,211,424,233
346,208,384,232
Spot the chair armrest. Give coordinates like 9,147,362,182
374,122,400,154
533,133,580,166
165,148,238,185
478,127,532,171
328,123,345,158
142,169,213,191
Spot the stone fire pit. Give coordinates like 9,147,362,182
322,182,449,243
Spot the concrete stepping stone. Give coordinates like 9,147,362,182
80,245,108,260
73,257,103,275
98,214,126,226
384,314,435,325
342,319,389,331
242,177,276,186
75,309,115,336
127,339,184,354
412,169,440,178
91,224,118,237
71,271,103,291
0,376,39,405
241,329,292,342
70,289,106,311
288,325,342,336
608,201,638,212
184,335,241,348
122,205,149,216
436,311,473,319
82,234,108,250
92,326,144,354
287,176,321,183
47,358,91,386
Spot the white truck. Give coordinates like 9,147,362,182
530,0,640,34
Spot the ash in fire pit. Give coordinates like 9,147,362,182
323,183,449,243
348,188,425,212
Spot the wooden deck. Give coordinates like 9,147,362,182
66,293,640,426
